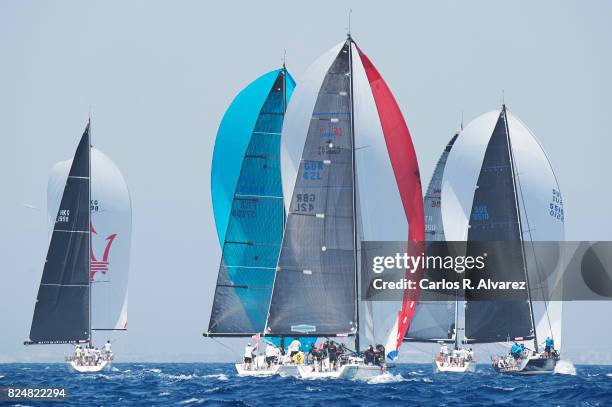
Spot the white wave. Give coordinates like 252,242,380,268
0,375,4,379
146,368,162,373
365,373,405,384
493,386,516,391
159,392,171,397
554,360,576,375
180,398,204,404
606,373,612,378
202,373,229,381
111,367,120,372
171,374,196,381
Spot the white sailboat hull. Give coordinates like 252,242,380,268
434,359,476,373
68,359,112,373
235,363,299,377
298,363,383,379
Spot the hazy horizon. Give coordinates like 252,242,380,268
1,0,611,364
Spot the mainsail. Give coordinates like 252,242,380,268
266,37,424,356
47,148,131,331
207,68,296,336
28,124,92,344
464,108,533,343
404,133,458,343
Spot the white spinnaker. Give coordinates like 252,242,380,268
280,41,344,211
441,111,498,242
351,42,407,348
441,109,564,350
48,147,131,330
506,110,564,350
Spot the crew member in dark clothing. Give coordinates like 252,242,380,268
374,344,385,367
364,345,375,365
310,347,322,369
327,341,339,371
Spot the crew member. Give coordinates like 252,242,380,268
244,343,255,369
104,340,112,359
288,338,301,358
511,342,522,359
364,345,375,365
544,336,554,357
374,344,386,367
265,343,277,367
327,341,338,371
74,345,83,365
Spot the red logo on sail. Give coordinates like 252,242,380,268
90,223,117,281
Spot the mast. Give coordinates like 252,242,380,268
453,290,459,350
88,117,92,345
347,35,360,352
502,105,538,352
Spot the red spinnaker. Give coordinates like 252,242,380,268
357,47,425,353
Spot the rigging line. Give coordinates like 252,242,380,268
210,337,239,357
503,106,538,352
507,111,554,341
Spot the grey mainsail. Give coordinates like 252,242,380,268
404,133,458,343
464,108,533,343
27,123,91,345
265,42,358,337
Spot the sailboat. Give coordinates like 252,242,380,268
403,132,477,372
264,35,425,380
25,120,131,373
205,66,315,376
439,106,564,374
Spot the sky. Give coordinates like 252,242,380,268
1,0,611,363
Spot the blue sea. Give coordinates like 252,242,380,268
0,362,610,406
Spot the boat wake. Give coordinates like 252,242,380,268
180,397,204,405
201,373,229,381
553,360,577,375
363,373,405,384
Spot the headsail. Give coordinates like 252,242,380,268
47,148,131,331
207,68,296,335
27,123,91,344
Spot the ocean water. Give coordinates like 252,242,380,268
0,362,610,406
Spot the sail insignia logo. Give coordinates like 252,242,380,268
56,209,70,223
291,324,317,333
90,223,117,282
